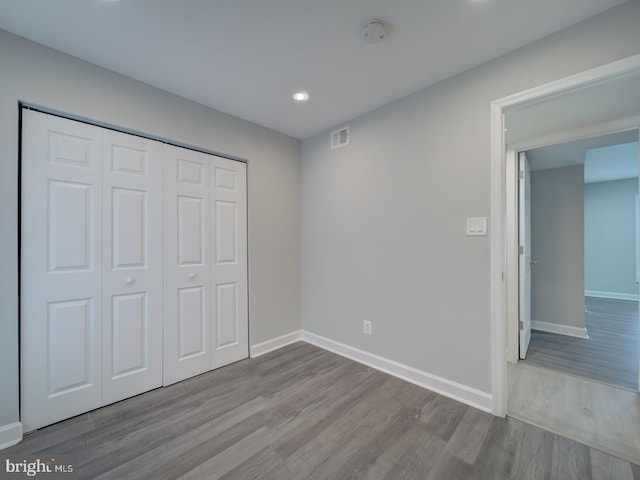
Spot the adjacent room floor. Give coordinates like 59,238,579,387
523,296,639,390
510,297,640,465
5,342,639,479
508,361,640,466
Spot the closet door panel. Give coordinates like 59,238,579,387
163,147,212,385
211,158,248,369
21,111,103,431
102,130,163,404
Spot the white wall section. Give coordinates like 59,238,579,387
530,165,585,331
585,178,639,297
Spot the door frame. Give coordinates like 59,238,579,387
489,53,640,416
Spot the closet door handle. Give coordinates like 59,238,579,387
188,273,196,280
125,277,135,285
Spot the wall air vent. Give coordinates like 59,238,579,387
330,126,349,150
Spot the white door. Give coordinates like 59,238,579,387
21,111,104,431
519,152,532,359
211,157,248,368
102,130,164,404
163,146,212,385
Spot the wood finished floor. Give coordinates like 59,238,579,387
5,342,640,479
524,297,639,390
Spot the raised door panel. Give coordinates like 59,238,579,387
102,131,163,404
48,181,94,272
112,188,147,269
111,293,148,378
163,146,211,385
47,299,97,396
178,287,206,359
21,111,103,431
211,158,248,369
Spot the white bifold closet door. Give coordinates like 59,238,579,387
210,157,248,370
21,112,105,432
21,112,163,430
101,130,164,404
163,146,212,385
21,110,248,431
163,148,248,384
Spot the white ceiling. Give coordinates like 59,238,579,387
0,0,628,139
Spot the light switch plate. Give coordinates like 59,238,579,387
466,217,487,236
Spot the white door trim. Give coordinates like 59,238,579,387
490,53,640,416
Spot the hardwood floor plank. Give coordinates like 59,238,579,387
92,397,274,479
444,405,494,465
271,370,386,458
425,452,474,480
218,449,284,480
468,417,524,480
271,376,422,479
178,427,272,480
362,422,445,480
551,436,592,480
305,380,432,479
508,424,554,479
419,394,469,442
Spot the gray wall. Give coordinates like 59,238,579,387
530,166,585,329
0,30,301,431
301,2,640,393
585,178,639,296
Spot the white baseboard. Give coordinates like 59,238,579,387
531,320,589,339
250,330,301,358
301,331,492,413
585,290,639,302
0,422,22,451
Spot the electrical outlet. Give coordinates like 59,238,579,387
363,320,372,335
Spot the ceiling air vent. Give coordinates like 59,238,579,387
330,126,349,150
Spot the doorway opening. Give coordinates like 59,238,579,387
490,53,640,464
513,132,639,391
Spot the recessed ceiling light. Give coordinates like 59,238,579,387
293,92,309,102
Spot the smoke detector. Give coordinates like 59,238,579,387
362,19,387,44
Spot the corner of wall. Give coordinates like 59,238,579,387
250,330,302,358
